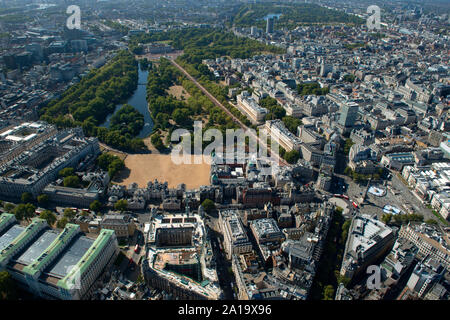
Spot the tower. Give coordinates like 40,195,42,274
338,102,359,128
266,17,274,34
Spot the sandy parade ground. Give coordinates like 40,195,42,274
113,153,211,190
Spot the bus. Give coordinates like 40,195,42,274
134,244,140,253
333,194,350,200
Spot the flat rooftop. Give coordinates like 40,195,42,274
15,229,59,266
45,235,94,279
0,225,24,252
154,251,198,270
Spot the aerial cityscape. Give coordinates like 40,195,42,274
0,0,449,303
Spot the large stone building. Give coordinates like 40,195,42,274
340,214,395,280
144,212,222,300
219,210,252,259
0,126,100,199
0,213,118,300
100,213,136,239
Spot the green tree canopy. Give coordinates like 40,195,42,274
114,199,128,212
323,285,335,300
40,210,57,226
90,200,102,212
37,194,49,207
201,199,216,215
63,208,76,221
282,116,302,134
63,175,81,188
13,203,35,221
0,271,17,300
284,150,300,164
3,203,15,212
58,167,74,178
57,217,69,229
21,192,33,204
97,153,125,178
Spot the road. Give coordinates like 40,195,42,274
99,142,128,157
205,217,236,299
168,58,288,167
118,229,145,281
209,232,235,299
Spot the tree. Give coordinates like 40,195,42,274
13,203,35,222
137,274,145,284
90,200,102,212
155,113,170,129
323,285,335,300
40,210,57,226
63,208,76,221
343,74,355,83
343,138,354,154
425,219,438,225
282,116,302,134
337,275,351,288
37,194,49,207
344,166,353,176
57,217,69,229
63,175,80,188
172,108,191,126
151,132,165,151
21,192,33,204
381,214,392,225
97,153,125,178
284,150,300,164
58,167,74,178
297,82,329,96
114,199,128,212
3,203,15,212
201,199,216,215
108,159,125,178
0,271,17,300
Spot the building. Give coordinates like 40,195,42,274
236,91,268,124
350,129,375,146
0,213,118,300
0,126,100,199
265,120,302,152
250,218,285,245
338,102,359,128
0,122,58,166
144,212,222,300
406,257,445,298
381,152,415,171
219,210,252,259
380,238,417,282
340,214,395,279
398,223,450,269
266,17,274,34
316,173,332,191
349,144,377,163
100,213,136,239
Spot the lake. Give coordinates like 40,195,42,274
100,64,154,139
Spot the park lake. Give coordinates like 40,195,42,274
100,64,154,139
